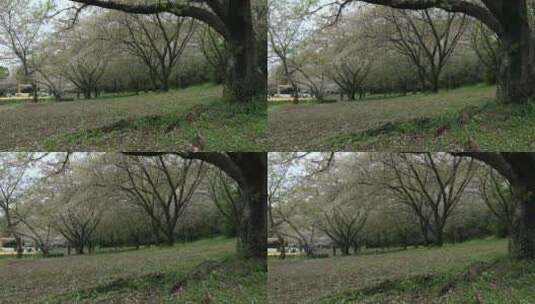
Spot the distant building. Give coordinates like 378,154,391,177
0,237,37,254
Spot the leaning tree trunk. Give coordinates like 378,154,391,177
496,1,534,104
223,2,265,103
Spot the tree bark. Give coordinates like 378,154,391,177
510,186,535,259
453,153,535,260
234,153,267,264
496,2,533,104
236,172,267,263
223,1,265,103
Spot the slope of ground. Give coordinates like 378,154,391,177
336,100,535,151
268,239,510,303
0,238,266,304
0,84,266,151
267,85,523,151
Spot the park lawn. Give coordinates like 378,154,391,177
0,84,267,151
339,99,535,151
267,84,529,151
0,238,267,304
268,238,516,304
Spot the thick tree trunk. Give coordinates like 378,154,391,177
237,184,267,262
235,154,267,266
510,188,535,259
496,2,533,104
223,2,265,103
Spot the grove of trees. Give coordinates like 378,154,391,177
269,1,534,105
269,153,535,261
0,152,267,265
66,0,267,103
0,0,267,103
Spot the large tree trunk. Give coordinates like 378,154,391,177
454,153,535,260
237,182,267,263
496,1,533,104
223,2,265,103
510,186,535,259
235,154,267,266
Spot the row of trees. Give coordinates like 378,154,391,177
0,0,264,102
269,153,531,260
269,1,525,104
335,0,535,104
64,0,267,103
0,152,267,264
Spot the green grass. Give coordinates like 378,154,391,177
0,84,266,151
267,84,535,151
328,100,535,151
0,238,267,304
268,238,513,304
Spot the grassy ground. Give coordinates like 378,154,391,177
267,238,535,303
0,84,267,151
268,85,535,151
0,238,267,304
